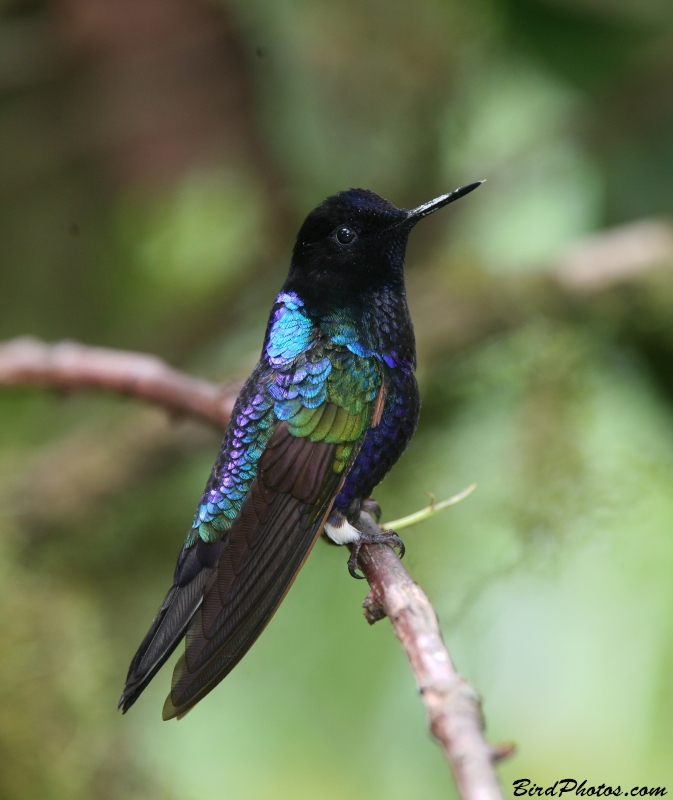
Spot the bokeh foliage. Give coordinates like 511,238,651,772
1,0,673,797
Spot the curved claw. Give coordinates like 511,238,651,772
379,529,405,560
347,542,366,579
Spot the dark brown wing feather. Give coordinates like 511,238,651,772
162,423,342,719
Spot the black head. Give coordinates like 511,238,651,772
284,183,482,310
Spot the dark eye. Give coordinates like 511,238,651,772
335,225,357,246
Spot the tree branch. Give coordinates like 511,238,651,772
354,512,512,800
0,336,510,800
0,337,239,428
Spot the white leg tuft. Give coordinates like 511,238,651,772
324,519,361,545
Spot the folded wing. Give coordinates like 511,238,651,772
120,343,382,718
163,423,341,718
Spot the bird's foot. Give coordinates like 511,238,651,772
347,528,405,580
361,497,382,523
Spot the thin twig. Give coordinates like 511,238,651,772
384,483,477,531
0,337,510,800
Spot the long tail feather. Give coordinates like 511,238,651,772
119,557,216,712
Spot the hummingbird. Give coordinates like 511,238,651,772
119,181,482,719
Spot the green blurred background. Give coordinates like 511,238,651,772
2,0,673,797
